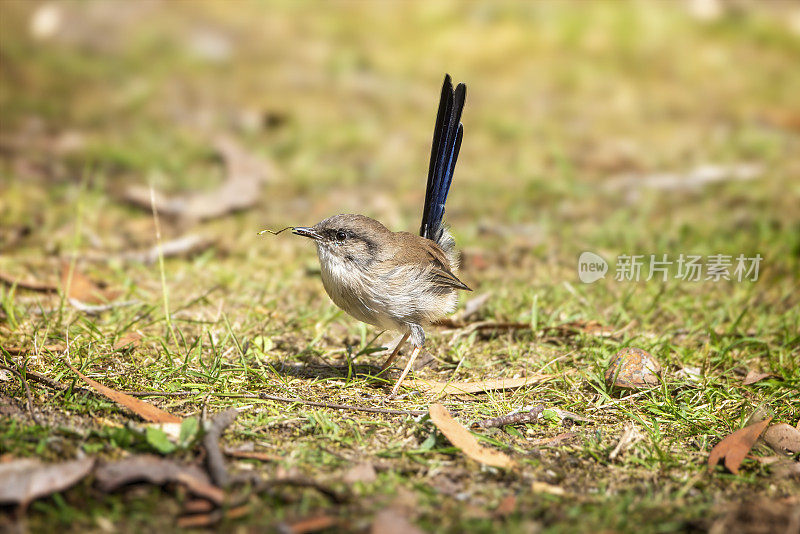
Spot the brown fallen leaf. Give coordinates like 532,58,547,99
742,370,775,385
61,263,121,304
763,423,800,454
371,508,424,534
113,332,142,351
409,374,552,396
96,456,223,504
429,403,516,469
708,417,772,475
0,457,95,508
64,361,182,423
605,347,662,389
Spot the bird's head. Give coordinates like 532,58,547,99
293,214,390,268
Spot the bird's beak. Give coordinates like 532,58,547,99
292,227,323,240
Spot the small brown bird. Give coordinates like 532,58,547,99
292,74,469,395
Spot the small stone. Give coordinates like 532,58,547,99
605,347,661,389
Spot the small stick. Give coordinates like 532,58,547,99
0,363,43,425
258,226,294,235
203,408,238,488
473,405,545,429
13,370,428,416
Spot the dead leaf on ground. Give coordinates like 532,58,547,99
122,135,277,221
763,423,800,454
61,263,121,304
742,370,775,385
708,417,772,475
64,361,182,423
409,374,552,395
95,456,224,504
0,457,95,508
113,332,142,351
371,508,424,534
429,403,516,469
605,347,662,389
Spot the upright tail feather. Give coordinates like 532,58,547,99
420,74,466,244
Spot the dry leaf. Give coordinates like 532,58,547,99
708,417,772,474
64,361,182,423
429,403,516,469
605,348,661,389
0,457,95,508
113,332,142,351
61,263,120,304
96,456,223,504
763,423,800,454
742,370,774,385
371,508,424,534
409,374,552,395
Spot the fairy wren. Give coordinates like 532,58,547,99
293,74,470,396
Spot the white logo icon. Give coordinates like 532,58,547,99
578,252,608,283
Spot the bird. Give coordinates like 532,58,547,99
291,74,470,396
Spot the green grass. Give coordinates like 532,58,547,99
1,1,799,532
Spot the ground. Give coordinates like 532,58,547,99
1,1,799,532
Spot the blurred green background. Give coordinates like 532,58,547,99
1,2,799,531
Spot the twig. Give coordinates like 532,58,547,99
204,408,238,488
258,393,426,416
122,390,197,397
0,271,58,292
0,363,43,424
472,405,544,429
7,369,427,416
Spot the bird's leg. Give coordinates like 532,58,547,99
380,332,409,372
390,345,422,397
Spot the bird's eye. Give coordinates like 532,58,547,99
336,230,347,242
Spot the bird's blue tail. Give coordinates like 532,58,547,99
420,74,465,243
